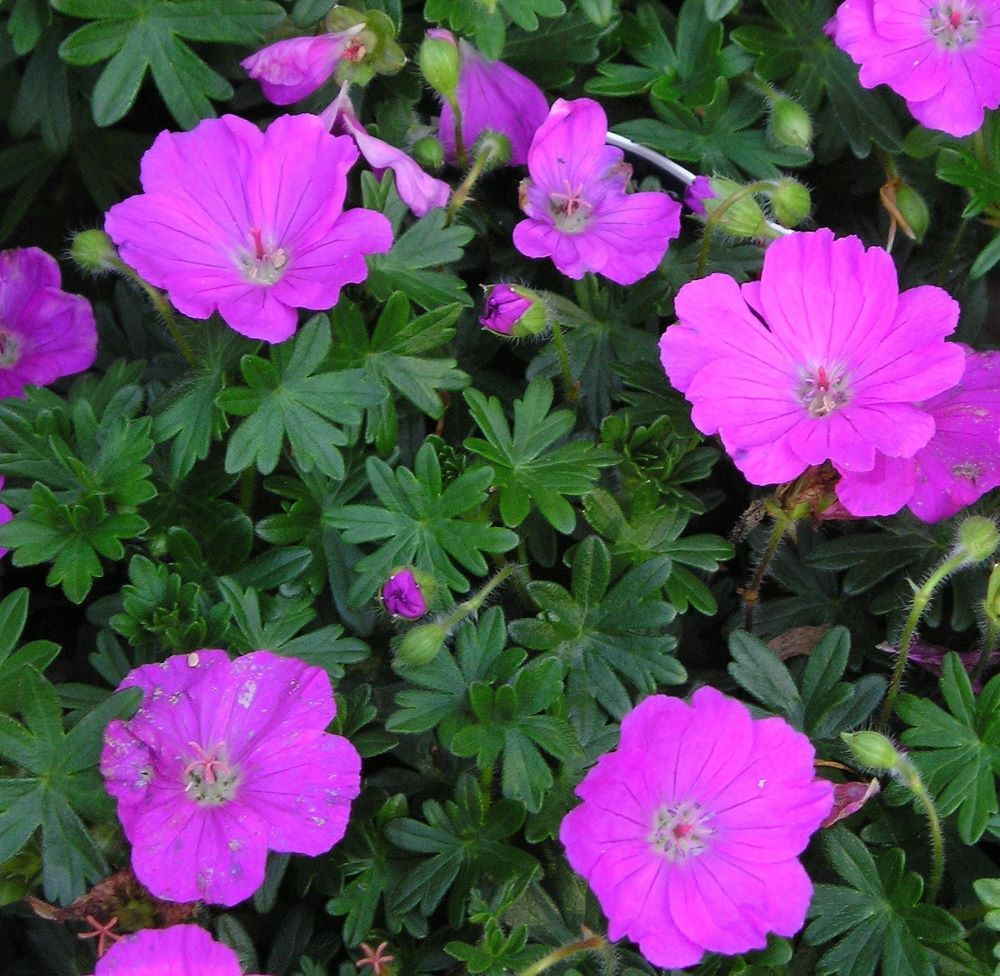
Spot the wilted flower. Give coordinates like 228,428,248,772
560,687,832,968
479,283,547,337
821,778,880,828
321,86,451,217
836,348,1000,521
659,229,966,485
513,98,682,285
101,650,362,906
94,925,261,976
830,0,1000,136
432,30,548,166
104,114,392,343
382,567,432,619
241,29,364,105
0,247,97,397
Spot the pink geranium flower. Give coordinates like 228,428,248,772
836,348,1000,521
0,247,97,397
321,86,451,217
104,114,393,343
513,98,682,285
433,31,548,166
94,925,262,976
830,0,1000,136
0,476,12,559
659,229,966,485
560,687,833,969
101,650,362,906
241,29,364,105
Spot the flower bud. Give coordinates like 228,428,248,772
397,621,448,666
894,183,930,242
412,135,445,170
473,130,512,171
769,99,813,149
985,563,1000,630
70,229,118,273
382,566,436,619
419,32,460,100
684,175,715,216
955,516,1000,565
768,178,812,228
703,178,772,239
840,731,903,772
480,284,548,338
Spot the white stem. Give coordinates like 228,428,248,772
605,131,792,237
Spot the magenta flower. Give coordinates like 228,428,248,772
0,247,97,397
836,348,1000,521
659,229,966,485
433,31,548,166
382,567,430,619
684,175,716,216
321,87,450,217
242,29,363,105
94,925,262,976
560,687,832,969
513,99,682,285
479,283,547,337
101,650,362,906
830,0,1000,137
104,114,393,343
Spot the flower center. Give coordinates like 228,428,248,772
649,801,715,862
549,180,593,234
236,227,289,285
183,741,240,805
928,1,982,48
0,329,21,368
799,362,852,416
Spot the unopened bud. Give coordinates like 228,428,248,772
397,621,448,666
480,284,548,338
955,516,1000,565
705,178,771,239
768,178,811,228
770,99,813,149
473,130,511,171
382,566,436,620
70,229,118,273
419,32,460,100
840,731,903,772
894,183,930,242
985,563,1000,629
412,135,445,170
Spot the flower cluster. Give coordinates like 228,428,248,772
560,687,832,968
104,114,393,343
830,0,1000,137
659,229,969,504
514,98,682,284
101,650,361,906
0,247,97,398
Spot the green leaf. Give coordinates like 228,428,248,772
897,655,1000,843
366,210,474,309
806,831,961,976
55,0,285,127
465,378,618,534
220,316,384,480
728,630,804,725
510,540,684,724
327,443,519,604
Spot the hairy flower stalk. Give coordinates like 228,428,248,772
516,930,612,976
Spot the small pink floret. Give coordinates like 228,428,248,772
104,114,393,343
659,229,966,486
0,247,97,398
100,650,362,906
559,687,833,969
830,0,1000,136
